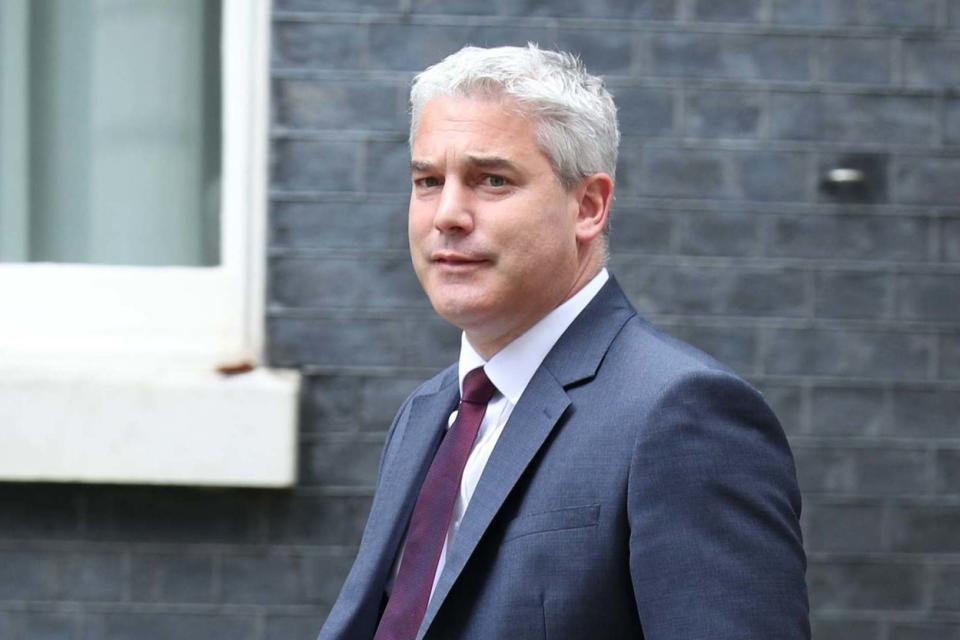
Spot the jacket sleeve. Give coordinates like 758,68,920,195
627,370,810,639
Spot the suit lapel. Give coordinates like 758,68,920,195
362,373,460,603
417,277,637,639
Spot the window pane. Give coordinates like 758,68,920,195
0,0,221,266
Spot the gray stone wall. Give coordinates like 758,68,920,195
1,1,958,638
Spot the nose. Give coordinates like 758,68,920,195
433,179,474,234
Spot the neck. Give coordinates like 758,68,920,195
465,262,603,360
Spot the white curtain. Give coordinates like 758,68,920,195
0,0,221,266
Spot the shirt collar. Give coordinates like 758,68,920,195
458,268,609,404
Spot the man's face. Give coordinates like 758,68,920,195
409,95,585,357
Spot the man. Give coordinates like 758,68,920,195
319,44,809,640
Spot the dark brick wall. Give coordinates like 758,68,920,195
2,1,958,638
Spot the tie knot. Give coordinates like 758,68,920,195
461,367,497,405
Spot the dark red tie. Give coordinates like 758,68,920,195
374,367,497,640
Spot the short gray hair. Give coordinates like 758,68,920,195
409,43,620,190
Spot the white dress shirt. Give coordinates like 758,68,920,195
390,268,610,600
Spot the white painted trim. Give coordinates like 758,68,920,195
0,0,298,488
0,0,271,369
0,365,299,488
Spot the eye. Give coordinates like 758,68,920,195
482,175,508,188
414,176,442,189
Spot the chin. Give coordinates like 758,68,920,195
427,289,495,331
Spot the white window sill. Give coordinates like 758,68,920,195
0,363,300,488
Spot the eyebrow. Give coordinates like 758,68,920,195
410,155,521,174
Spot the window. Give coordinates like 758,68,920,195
0,0,297,488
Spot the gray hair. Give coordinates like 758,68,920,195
409,43,620,190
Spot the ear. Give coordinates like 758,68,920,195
574,173,614,244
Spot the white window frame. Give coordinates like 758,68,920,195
0,0,267,369
0,0,299,488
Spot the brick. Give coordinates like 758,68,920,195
616,264,807,317
273,80,403,131
771,93,936,145
295,370,417,433
304,553,356,609
737,150,808,202
889,505,960,552
301,374,365,432
639,147,734,199
685,89,763,139
83,486,262,544
612,86,675,137
272,140,361,192
890,389,960,437
552,29,633,75
366,139,412,193
359,375,424,431
947,100,960,146
904,40,960,88
818,38,892,85
856,447,931,497
898,273,960,321
274,0,397,11
771,0,859,25
83,613,258,640
0,612,15,639
18,611,78,640
606,209,674,255
62,551,125,601
270,200,408,252
754,383,803,435
932,565,960,611
860,0,939,28
769,215,927,261
0,483,79,540
0,550,59,600
367,24,555,72
815,271,891,320
659,323,758,375
271,22,368,70
266,494,373,546
411,0,497,15
270,255,426,310
945,218,960,262
130,552,214,602
936,449,960,496
808,559,925,610
944,335,960,379
300,436,385,487
404,315,462,368
674,212,759,257
651,33,812,81
793,445,857,494
802,501,885,552
810,618,880,640
649,32,725,79
498,0,677,19
810,386,888,436
268,316,410,368
764,328,932,379
221,552,312,605
816,153,890,205
897,157,960,205
887,622,960,640
693,0,762,22
265,614,328,640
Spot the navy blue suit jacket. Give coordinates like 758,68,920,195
319,277,809,639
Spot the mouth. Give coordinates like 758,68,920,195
430,251,489,270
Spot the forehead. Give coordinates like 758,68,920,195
411,96,544,161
